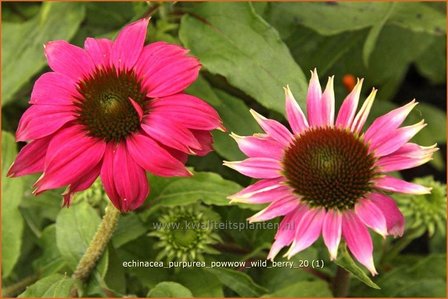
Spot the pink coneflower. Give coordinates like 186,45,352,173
8,19,223,212
224,70,437,275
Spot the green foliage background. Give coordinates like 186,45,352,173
1,2,446,298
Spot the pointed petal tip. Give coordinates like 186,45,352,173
217,124,227,132
249,109,266,121
229,132,242,141
329,250,338,261
6,163,16,177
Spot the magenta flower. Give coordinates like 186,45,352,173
225,70,437,275
8,19,223,212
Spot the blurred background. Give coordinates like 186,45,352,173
2,2,446,298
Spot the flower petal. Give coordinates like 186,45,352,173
135,41,200,97
112,143,150,211
268,210,300,260
111,18,149,70
322,209,342,260
335,78,363,128
34,126,105,194
228,178,285,199
355,198,388,237
16,105,76,142
223,158,281,179
374,175,431,194
369,120,426,157
377,143,437,172
142,115,201,153
7,136,52,177
351,88,377,133
369,193,405,237
150,94,222,131
321,76,335,126
190,129,214,156
285,207,325,258
250,109,293,146
342,211,377,276
30,72,80,105
62,164,101,207
230,133,284,160
248,196,299,223
306,69,323,126
44,40,95,81
84,37,113,68
364,100,417,143
284,85,308,134
100,144,121,209
231,187,292,204
126,132,190,177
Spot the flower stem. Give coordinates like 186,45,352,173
333,266,350,297
72,203,121,282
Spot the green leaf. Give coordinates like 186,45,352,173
390,2,446,35
112,213,147,248
407,103,446,143
377,254,445,297
264,280,333,298
147,282,193,298
334,244,380,289
259,248,319,291
205,268,268,297
32,225,67,276
186,76,259,161
267,2,445,38
179,2,307,114
148,171,252,210
2,2,85,106
286,26,366,76
365,25,434,82
363,3,396,66
266,2,390,37
103,247,126,296
56,201,101,269
1,131,24,277
18,274,74,298
415,36,447,84
176,268,223,297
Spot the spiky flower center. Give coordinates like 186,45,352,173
75,67,147,142
282,127,377,211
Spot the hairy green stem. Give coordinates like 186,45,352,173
333,266,350,297
72,203,120,282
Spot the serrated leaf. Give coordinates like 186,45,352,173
334,244,380,289
2,2,85,106
147,281,193,298
206,268,268,297
18,274,74,298
179,2,307,115
2,131,24,277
